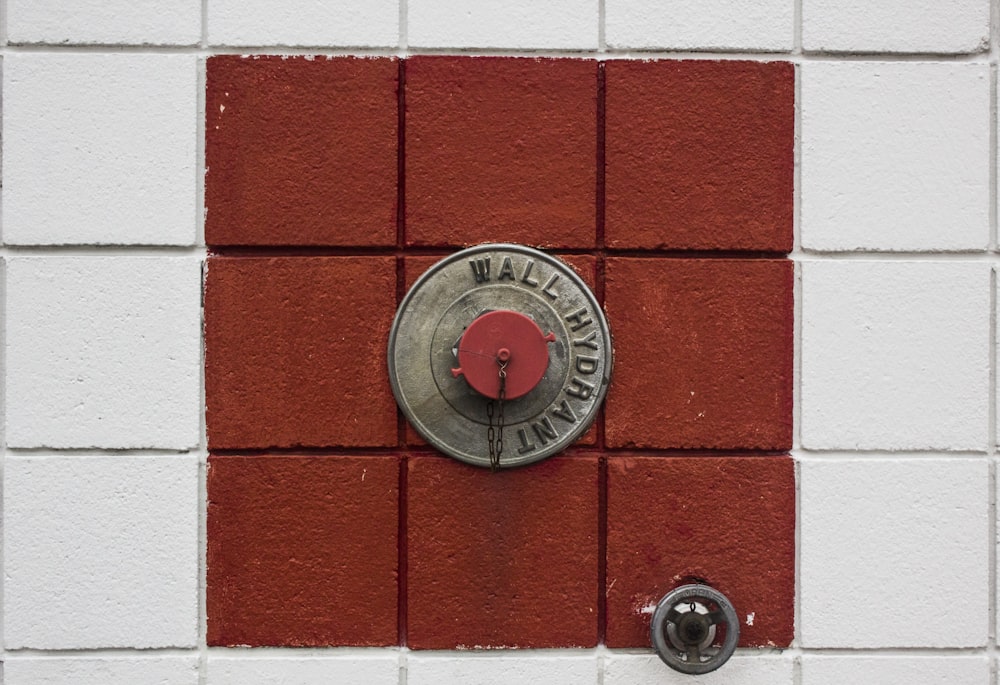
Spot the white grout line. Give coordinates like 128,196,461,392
195,68,209,685
991,66,998,256
1,263,7,655
793,0,803,55
796,251,1000,261
195,56,207,251
598,0,606,53
791,41,805,675
6,644,997,658
197,126,209,685
791,57,803,455
4,444,980,460
784,646,995,655
2,245,206,257
201,0,208,49
0,42,990,62
195,72,209,685
795,450,992,460
792,447,803,659
1,5,9,662
989,267,997,658
4,648,209,658
398,0,408,54
3,447,202,456
6,247,995,261
197,449,208,685
989,5,999,679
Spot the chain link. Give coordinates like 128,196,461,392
488,359,508,471
496,363,506,466
486,400,496,465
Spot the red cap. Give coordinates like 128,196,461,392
451,310,555,400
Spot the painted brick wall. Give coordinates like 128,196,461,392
1,3,996,685
202,53,795,653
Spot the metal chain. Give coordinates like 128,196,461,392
496,362,506,466
488,359,508,471
487,400,496,465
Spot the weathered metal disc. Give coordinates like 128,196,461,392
387,243,613,468
650,584,740,676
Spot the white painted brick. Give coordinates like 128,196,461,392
801,62,990,252
6,257,202,449
7,0,201,46
407,654,598,685
800,459,989,647
408,0,598,49
5,656,199,685
605,0,793,51
801,261,989,451
802,0,989,53
207,0,398,47
4,455,200,649
208,653,399,684
604,653,793,684
802,655,990,685
3,53,198,245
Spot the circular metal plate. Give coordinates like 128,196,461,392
650,584,740,676
388,243,613,468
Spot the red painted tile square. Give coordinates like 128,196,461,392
605,60,794,252
205,256,398,449
604,258,792,450
405,57,597,248
206,55,398,247
207,455,399,646
606,455,795,648
407,455,598,648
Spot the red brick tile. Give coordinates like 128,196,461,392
404,253,446,290
605,60,794,252
576,422,599,446
206,55,397,247
207,455,399,646
205,256,398,449
604,258,792,450
606,455,795,648
407,455,598,648
557,253,598,292
405,57,597,249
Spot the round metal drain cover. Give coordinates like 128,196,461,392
387,243,613,468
